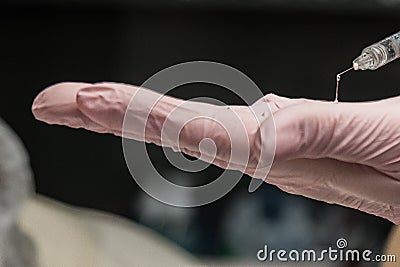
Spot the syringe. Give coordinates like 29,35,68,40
353,31,400,70
335,31,400,103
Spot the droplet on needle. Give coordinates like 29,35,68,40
334,67,353,104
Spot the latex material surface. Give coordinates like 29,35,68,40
32,82,400,224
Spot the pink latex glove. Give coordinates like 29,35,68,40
32,82,400,224
32,82,270,175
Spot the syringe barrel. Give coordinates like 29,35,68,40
353,31,400,70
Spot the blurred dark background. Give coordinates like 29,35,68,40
1,0,399,263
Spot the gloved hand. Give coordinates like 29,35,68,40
32,82,400,224
262,94,400,224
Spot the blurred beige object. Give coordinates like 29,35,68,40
18,195,197,267
0,117,36,266
17,195,339,267
382,226,400,267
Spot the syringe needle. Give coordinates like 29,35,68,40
335,66,354,103
338,67,354,76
